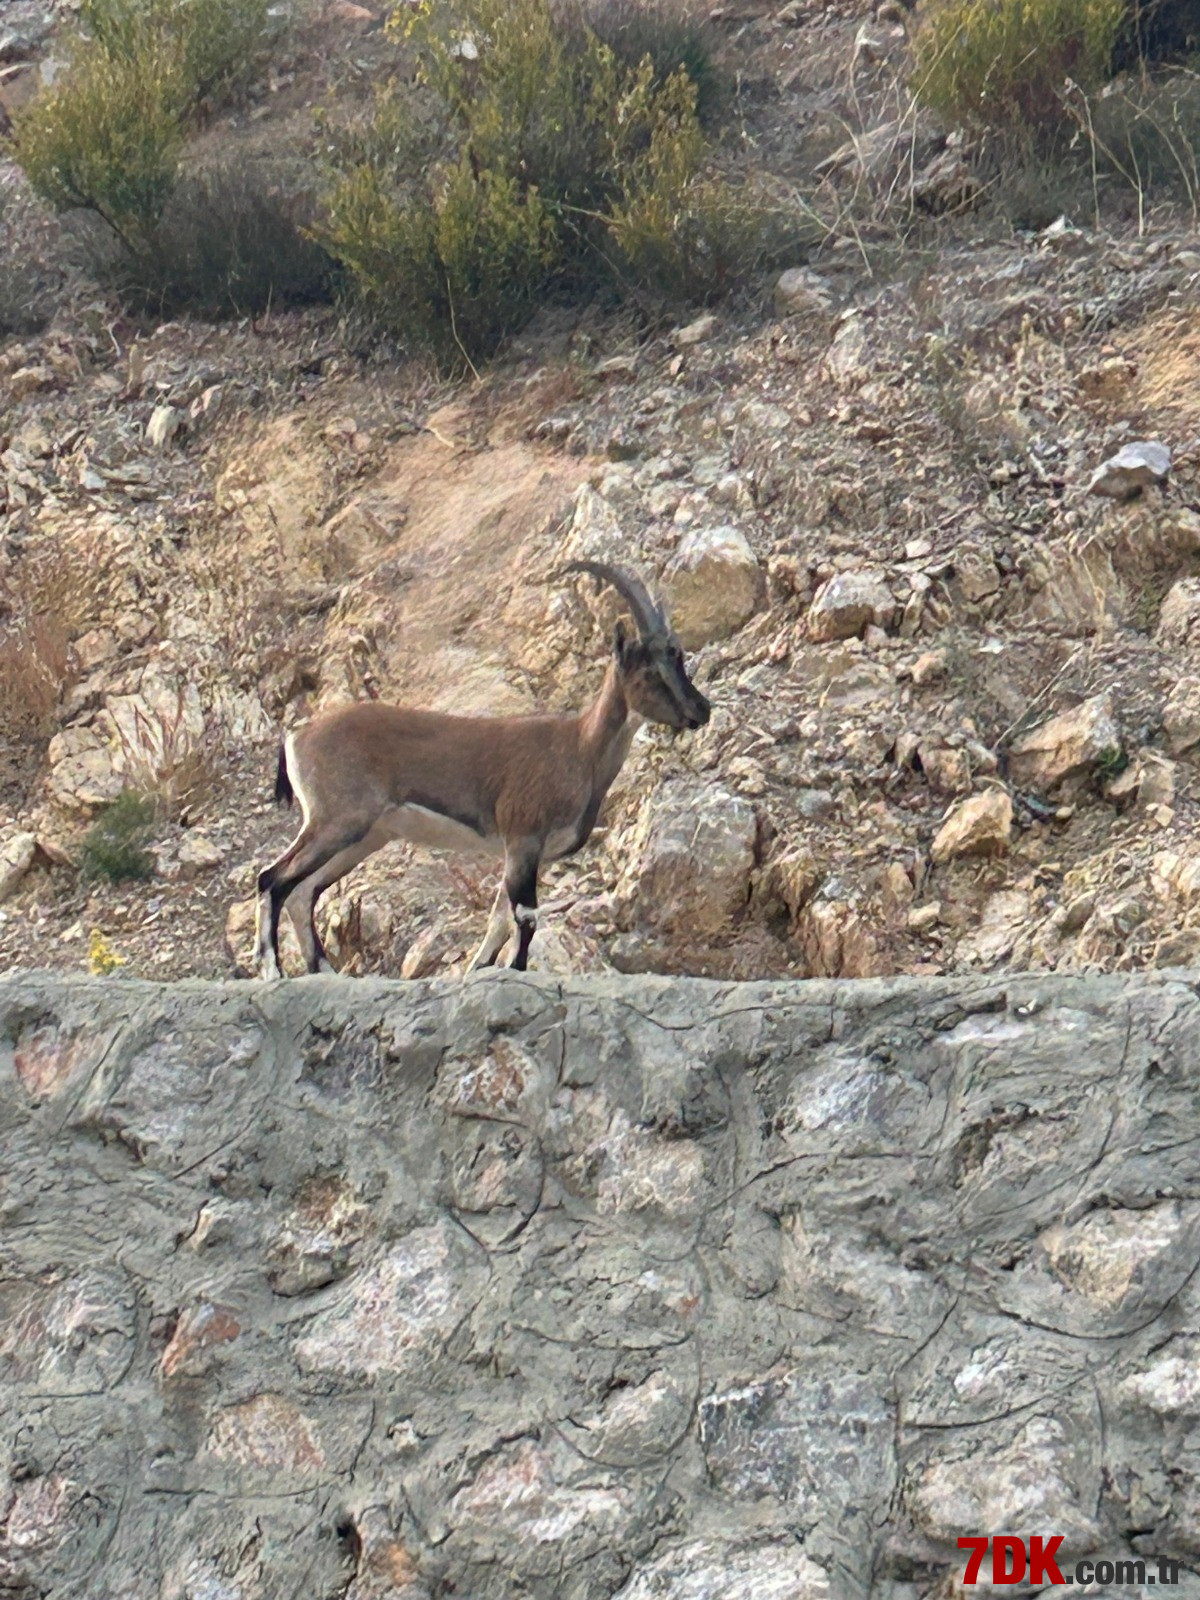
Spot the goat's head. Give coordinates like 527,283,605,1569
560,560,711,731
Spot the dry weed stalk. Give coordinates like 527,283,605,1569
114,687,223,823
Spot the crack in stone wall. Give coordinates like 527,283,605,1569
3,971,1200,1598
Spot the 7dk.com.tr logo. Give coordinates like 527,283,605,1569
959,1537,1182,1586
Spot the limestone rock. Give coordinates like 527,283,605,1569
147,404,184,450
1040,1202,1185,1307
618,1538,830,1599
912,1414,1101,1554
1164,677,1200,754
823,315,872,386
675,313,718,347
1007,693,1120,791
807,570,895,641
665,525,764,647
46,724,123,813
0,830,37,902
176,833,224,878
774,268,834,317
1156,577,1200,649
627,781,757,938
1087,439,1171,500
3,969,1200,1594
931,790,1012,862
799,899,891,977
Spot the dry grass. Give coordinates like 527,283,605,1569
114,689,224,824
0,542,96,801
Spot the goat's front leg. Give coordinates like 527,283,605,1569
505,840,541,971
467,879,512,971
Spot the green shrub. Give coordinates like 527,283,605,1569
80,0,275,109
16,43,184,244
93,158,336,314
14,0,276,254
81,792,157,884
325,156,556,364
912,0,1126,128
321,0,783,366
1112,0,1200,70
584,0,726,125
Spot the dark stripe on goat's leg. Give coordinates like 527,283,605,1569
505,847,541,972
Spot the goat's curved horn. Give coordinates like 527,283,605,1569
557,560,667,640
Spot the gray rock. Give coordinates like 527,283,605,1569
146,404,184,450
0,830,37,902
624,780,757,938
774,267,834,317
1087,440,1171,500
807,569,895,641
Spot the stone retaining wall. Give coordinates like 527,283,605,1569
3,970,1200,1597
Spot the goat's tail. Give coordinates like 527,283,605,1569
274,742,294,807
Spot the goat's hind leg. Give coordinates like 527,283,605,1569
285,835,382,975
254,820,371,980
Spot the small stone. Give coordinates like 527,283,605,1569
823,315,872,386
930,790,1012,863
161,1302,241,1378
176,833,224,878
795,788,836,820
675,313,718,347
807,570,895,641
1086,439,1171,500
921,745,971,795
907,902,941,932
910,650,946,686
774,267,834,317
0,830,37,902
7,365,55,399
759,848,822,920
1007,692,1121,792
73,627,118,671
147,404,184,450
666,525,765,647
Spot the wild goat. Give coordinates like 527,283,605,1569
253,561,711,979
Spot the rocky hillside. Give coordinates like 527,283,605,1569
2,0,1200,983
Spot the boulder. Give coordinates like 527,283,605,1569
666,526,764,647
1156,578,1200,650
1087,440,1171,500
930,790,1012,862
774,268,834,318
1007,693,1120,791
1164,677,1200,755
626,781,757,938
807,570,895,641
